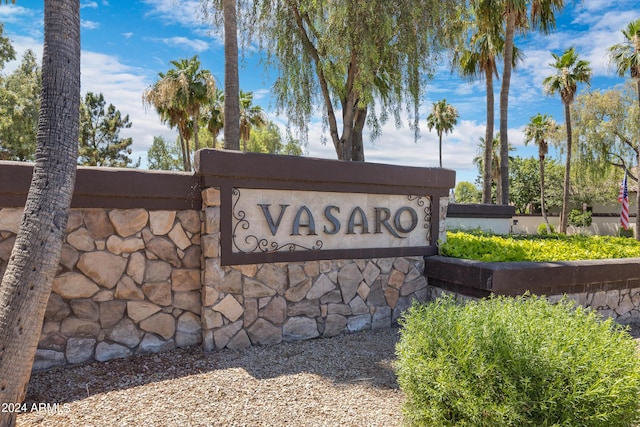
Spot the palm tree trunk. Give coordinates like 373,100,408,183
499,10,516,205
539,155,550,232
439,132,443,168
635,150,640,240
560,103,572,234
0,2,80,425
483,69,495,204
223,0,240,151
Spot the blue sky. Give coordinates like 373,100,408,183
0,1,638,185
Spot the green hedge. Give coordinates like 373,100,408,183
440,230,640,262
396,295,640,426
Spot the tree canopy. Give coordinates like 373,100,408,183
249,0,462,161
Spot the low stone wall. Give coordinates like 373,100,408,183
0,206,203,370
425,255,640,324
0,151,453,370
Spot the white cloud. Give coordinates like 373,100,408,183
153,36,209,52
81,20,100,30
81,1,99,9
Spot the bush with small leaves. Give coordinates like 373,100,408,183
396,295,640,427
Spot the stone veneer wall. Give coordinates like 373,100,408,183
0,206,202,370
199,188,431,350
426,284,640,325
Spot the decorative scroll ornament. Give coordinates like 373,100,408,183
232,189,324,254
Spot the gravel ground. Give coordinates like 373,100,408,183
18,328,404,427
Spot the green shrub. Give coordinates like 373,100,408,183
395,295,640,426
619,227,635,238
568,209,593,228
536,222,554,235
440,230,640,262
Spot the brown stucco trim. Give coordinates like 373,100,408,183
425,255,640,297
447,203,516,218
195,149,455,197
199,150,455,265
0,161,201,210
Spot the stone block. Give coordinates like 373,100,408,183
177,210,201,234
303,261,320,277
393,257,410,273
215,269,241,293
142,282,172,306
362,262,380,285
202,188,221,207
259,296,286,325
400,277,427,297
202,285,220,307
288,265,307,286
114,276,145,300
65,338,96,364
287,299,320,317
106,235,145,255
59,244,79,270
149,211,176,235
60,317,100,337
307,274,335,300
95,342,131,362
53,273,100,299
283,317,319,341
173,291,201,314
323,314,347,337
384,286,399,309
327,303,351,316
244,277,277,298
66,228,95,252
181,245,201,269
203,308,224,329
388,269,405,290
169,223,191,250
349,296,369,315
146,236,181,267
246,318,282,345
38,332,66,351
172,269,201,291
108,318,143,348
70,299,99,321
213,294,244,322
256,264,287,295
139,312,176,339
144,260,172,282
33,349,65,371
285,277,312,303
45,293,71,321
347,314,371,332
213,320,243,349
176,312,202,347
227,330,251,349
127,301,162,323
83,209,115,239
204,207,220,234
138,334,175,354
372,307,391,330
99,300,126,328
109,209,149,237
66,210,83,232
127,251,146,284
77,251,127,289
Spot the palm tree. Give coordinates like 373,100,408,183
239,90,268,151
499,0,566,205
143,56,215,171
427,99,459,168
223,0,240,151
610,18,640,238
203,88,225,148
473,133,513,203
524,113,557,232
543,47,592,233
0,1,80,424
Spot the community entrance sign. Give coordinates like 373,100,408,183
196,149,455,265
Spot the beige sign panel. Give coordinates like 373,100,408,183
231,188,431,254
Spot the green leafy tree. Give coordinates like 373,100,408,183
454,181,482,204
79,92,139,167
245,121,303,155
249,0,462,161
509,156,563,214
524,113,558,230
0,22,15,70
202,87,225,148
498,0,566,205
543,47,592,233
426,99,459,168
0,1,80,424
147,135,183,171
0,50,40,161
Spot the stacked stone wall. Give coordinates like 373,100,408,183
200,188,428,350
0,207,202,370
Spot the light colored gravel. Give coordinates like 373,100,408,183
18,328,404,427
